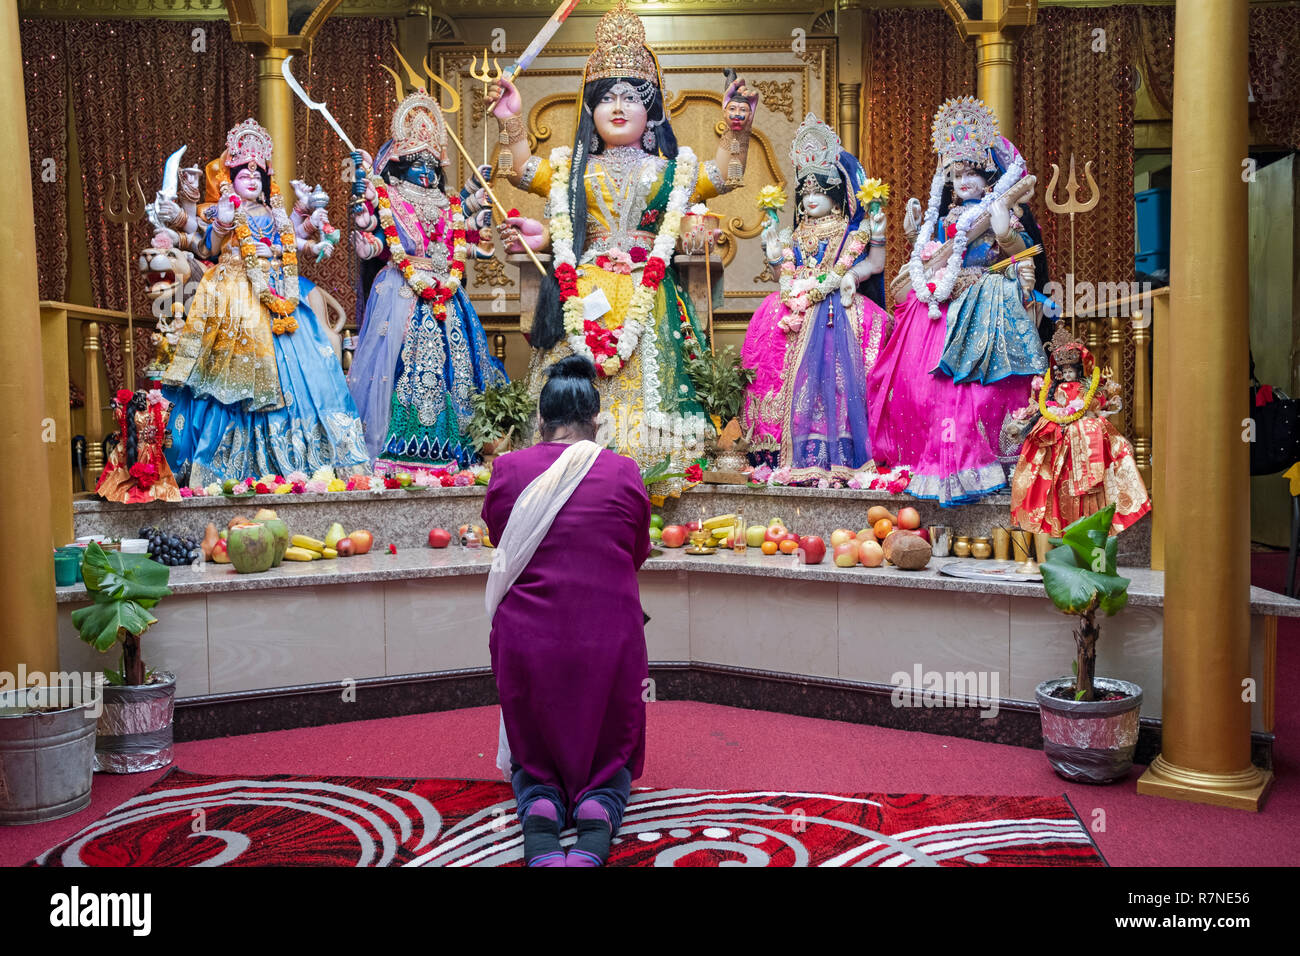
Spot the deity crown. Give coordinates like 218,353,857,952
931,96,1000,172
225,118,274,170
391,92,449,166
586,0,661,86
791,113,842,186
1049,323,1088,367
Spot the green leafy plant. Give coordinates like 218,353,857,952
640,455,685,488
70,542,172,686
467,380,536,452
684,345,755,429
1039,505,1131,703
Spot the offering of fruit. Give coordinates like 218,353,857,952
283,546,316,561
228,523,277,573
873,518,894,540
764,525,788,545
650,514,664,530
211,538,231,564
349,530,374,554
256,517,289,566
760,540,778,556
137,526,202,567
292,534,325,553
745,525,767,548
897,506,921,530
799,535,826,564
324,522,347,549
833,542,859,567
428,528,452,548
855,528,875,543
829,529,856,548
660,525,687,548
883,530,932,570
649,526,662,542
778,538,799,555
336,537,356,557
201,523,220,559
866,505,896,526
858,540,885,567
767,517,785,527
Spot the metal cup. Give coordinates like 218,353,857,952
992,526,1011,560
1034,531,1053,562
928,526,952,557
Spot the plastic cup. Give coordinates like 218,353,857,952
54,551,79,587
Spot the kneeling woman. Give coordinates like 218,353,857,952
482,356,652,866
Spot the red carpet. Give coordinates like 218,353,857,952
26,769,1102,867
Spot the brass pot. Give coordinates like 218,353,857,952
971,537,992,559
952,536,971,558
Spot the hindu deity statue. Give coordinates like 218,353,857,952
347,67,508,472
740,113,890,479
867,96,1050,505
1008,326,1150,535
95,388,182,504
157,118,369,486
486,0,758,473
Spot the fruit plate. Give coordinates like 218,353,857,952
938,559,1042,582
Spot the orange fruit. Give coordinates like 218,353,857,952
779,538,799,554
760,540,778,556
873,518,894,540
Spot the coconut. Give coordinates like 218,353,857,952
258,518,289,567
883,530,932,570
228,523,277,573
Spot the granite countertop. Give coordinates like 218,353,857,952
54,546,1300,617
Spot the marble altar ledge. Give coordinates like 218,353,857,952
53,548,1300,618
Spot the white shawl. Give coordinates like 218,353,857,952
486,440,603,779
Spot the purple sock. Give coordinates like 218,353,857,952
525,799,558,821
522,799,564,866
566,800,612,866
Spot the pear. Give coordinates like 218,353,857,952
254,508,279,522
324,521,347,550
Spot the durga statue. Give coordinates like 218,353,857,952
486,0,759,474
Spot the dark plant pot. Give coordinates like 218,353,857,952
0,684,99,825
479,436,511,466
1035,676,1143,784
87,671,176,774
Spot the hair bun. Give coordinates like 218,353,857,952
547,355,598,382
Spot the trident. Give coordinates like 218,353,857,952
1044,153,1100,333
469,51,502,169
105,166,147,391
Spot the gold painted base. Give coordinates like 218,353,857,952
1136,755,1273,811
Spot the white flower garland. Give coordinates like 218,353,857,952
776,222,874,333
906,153,1026,318
548,144,697,377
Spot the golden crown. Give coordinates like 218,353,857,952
1049,324,1087,365
931,96,999,172
225,118,273,171
586,0,661,86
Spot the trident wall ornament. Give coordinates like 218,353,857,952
105,166,147,391
1044,153,1100,332
469,51,502,168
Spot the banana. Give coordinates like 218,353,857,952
283,546,317,561
701,513,738,532
291,535,324,552
321,548,338,559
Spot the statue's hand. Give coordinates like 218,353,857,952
487,76,523,120
156,197,183,227
216,186,235,226
839,271,857,307
499,215,545,253
870,209,886,239
903,197,923,235
990,194,1010,238
290,179,312,210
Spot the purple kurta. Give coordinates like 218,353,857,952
482,442,652,809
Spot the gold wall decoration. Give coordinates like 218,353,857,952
472,257,515,289
754,79,796,122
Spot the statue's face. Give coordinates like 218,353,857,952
801,190,834,218
232,166,262,202
1059,362,1081,383
394,153,440,190
951,163,987,203
594,81,649,149
725,99,750,131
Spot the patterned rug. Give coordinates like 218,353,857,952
30,770,1104,867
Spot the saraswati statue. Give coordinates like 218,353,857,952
486,0,759,475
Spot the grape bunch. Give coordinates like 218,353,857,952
139,526,202,567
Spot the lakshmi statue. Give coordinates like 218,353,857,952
741,114,890,479
868,97,1049,505
95,388,182,504
1008,326,1150,536
158,119,369,486
486,0,758,471
347,71,508,471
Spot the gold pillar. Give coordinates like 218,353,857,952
976,0,1015,133
0,2,59,674
838,84,861,162
258,47,297,185
1137,0,1270,810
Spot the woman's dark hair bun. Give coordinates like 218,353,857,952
547,355,598,382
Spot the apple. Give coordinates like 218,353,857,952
768,517,786,528
649,526,663,542
211,538,231,564
914,527,931,543
830,528,856,549
897,507,921,530
336,537,356,557
428,527,452,548
765,525,788,544
855,528,874,544
722,536,735,549
858,540,885,567
833,542,859,567
685,520,702,532
745,525,767,548
349,529,374,554
660,525,687,548
799,535,826,564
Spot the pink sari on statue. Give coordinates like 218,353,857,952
740,292,790,455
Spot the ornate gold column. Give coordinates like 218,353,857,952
0,1,58,674
941,0,1036,134
836,5,864,156
1136,0,1270,810
258,47,297,185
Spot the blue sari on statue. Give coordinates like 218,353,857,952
160,214,369,486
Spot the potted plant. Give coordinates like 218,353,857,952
468,380,536,465
1035,504,1143,784
684,345,755,474
71,541,176,773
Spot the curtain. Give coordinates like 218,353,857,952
20,19,69,302
864,9,977,310
291,18,398,307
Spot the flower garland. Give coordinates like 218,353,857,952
776,222,873,334
235,193,299,331
370,176,467,320
1038,367,1102,424
549,145,697,378
905,152,1026,319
